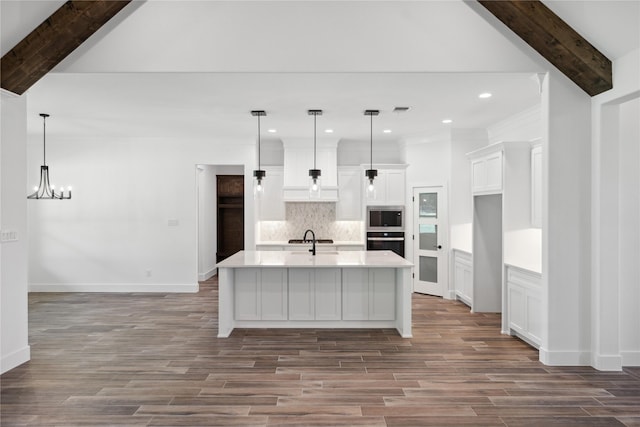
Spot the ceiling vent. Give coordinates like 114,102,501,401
393,107,410,113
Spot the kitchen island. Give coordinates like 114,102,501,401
216,250,414,338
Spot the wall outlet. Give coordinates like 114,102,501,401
0,230,18,242
145,269,152,277
167,219,179,227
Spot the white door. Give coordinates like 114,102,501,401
413,186,448,296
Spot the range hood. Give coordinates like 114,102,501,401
282,138,339,201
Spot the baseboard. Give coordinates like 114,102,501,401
1,345,30,374
539,347,591,367
198,267,217,282
591,353,623,371
445,290,456,300
621,351,640,367
29,283,199,293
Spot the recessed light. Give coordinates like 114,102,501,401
267,129,277,133
324,129,334,133
383,129,392,133
478,92,492,99
442,119,453,124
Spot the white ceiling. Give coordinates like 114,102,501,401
3,1,638,144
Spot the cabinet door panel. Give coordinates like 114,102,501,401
315,269,342,320
484,153,503,191
526,291,542,344
235,269,261,320
369,268,396,320
261,268,288,320
337,169,362,220
508,285,525,332
385,170,405,205
342,269,369,320
288,269,315,320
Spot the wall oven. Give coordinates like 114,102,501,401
366,206,404,231
366,231,405,257
366,206,405,257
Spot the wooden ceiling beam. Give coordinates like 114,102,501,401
1,0,132,95
477,0,612,96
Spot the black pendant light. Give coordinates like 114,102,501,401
308,109,323,198
27,113,72,200
251,110,266,197
364,110,379,199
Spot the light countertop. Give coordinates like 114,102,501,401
217,250,413,268
256,241,364,246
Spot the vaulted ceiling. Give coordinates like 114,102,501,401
1,1,638,143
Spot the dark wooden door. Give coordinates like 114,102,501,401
217,175,244,263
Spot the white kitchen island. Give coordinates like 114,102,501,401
216,250,414,338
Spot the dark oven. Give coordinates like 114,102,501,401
366,231,405,257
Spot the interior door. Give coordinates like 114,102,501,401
413,186,448,296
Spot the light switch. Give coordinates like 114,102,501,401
167,219,179,227
0,230,18,242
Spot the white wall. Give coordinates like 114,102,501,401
28,137,255,292
540,70,592,367
618,97,640,366
591,48,640,370
1,91,30,373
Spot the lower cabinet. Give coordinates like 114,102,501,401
342,268,395,320
235,268,288,320
507,265,542,347
289,268,342,320
453,250,472,306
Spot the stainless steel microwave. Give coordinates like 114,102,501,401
366,206,404,231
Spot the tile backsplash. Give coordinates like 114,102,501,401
259,202,363,242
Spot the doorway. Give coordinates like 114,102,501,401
216,175,244,263
413,186,448,296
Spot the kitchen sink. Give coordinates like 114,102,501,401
288,239,334,244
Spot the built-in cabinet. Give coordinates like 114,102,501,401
342,268,396,320
234,268,287,320
452,249,472,307
506,265,542,348
471,151,503,194
289,268,342,320
282,140,339,201
337,167,362,220
257,166,285,221
365,168,406,206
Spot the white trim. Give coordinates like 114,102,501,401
28,283,199,293
0,345,30,374
592,354,623,371
199,267,217,282
539,347,591,366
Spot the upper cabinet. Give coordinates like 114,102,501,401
531,143,542,228
365,167,406,206
470,150,503,195
257,166,285,221
337,167,362,220
282,139,338,202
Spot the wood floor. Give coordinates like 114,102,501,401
2,277,639,426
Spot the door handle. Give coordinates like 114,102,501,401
434,245,442,249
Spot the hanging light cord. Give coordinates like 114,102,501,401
257,113,261,169
369,112,373,170
42,114,47,166
313,112,317,169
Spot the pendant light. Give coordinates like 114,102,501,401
251,110,267,198
364,110,379,200
308,109,323,198
27,113,72,200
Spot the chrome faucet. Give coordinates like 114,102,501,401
303,229,316,256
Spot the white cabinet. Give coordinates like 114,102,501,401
365,168,406,206
453,250,472,306
289,268,341,320
257,166,285,221
282,140,339,201
506,265,542,348
342,268,395,320
235,268,287,320
531,144,542,228
337,167,362,220
470,151,503,194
